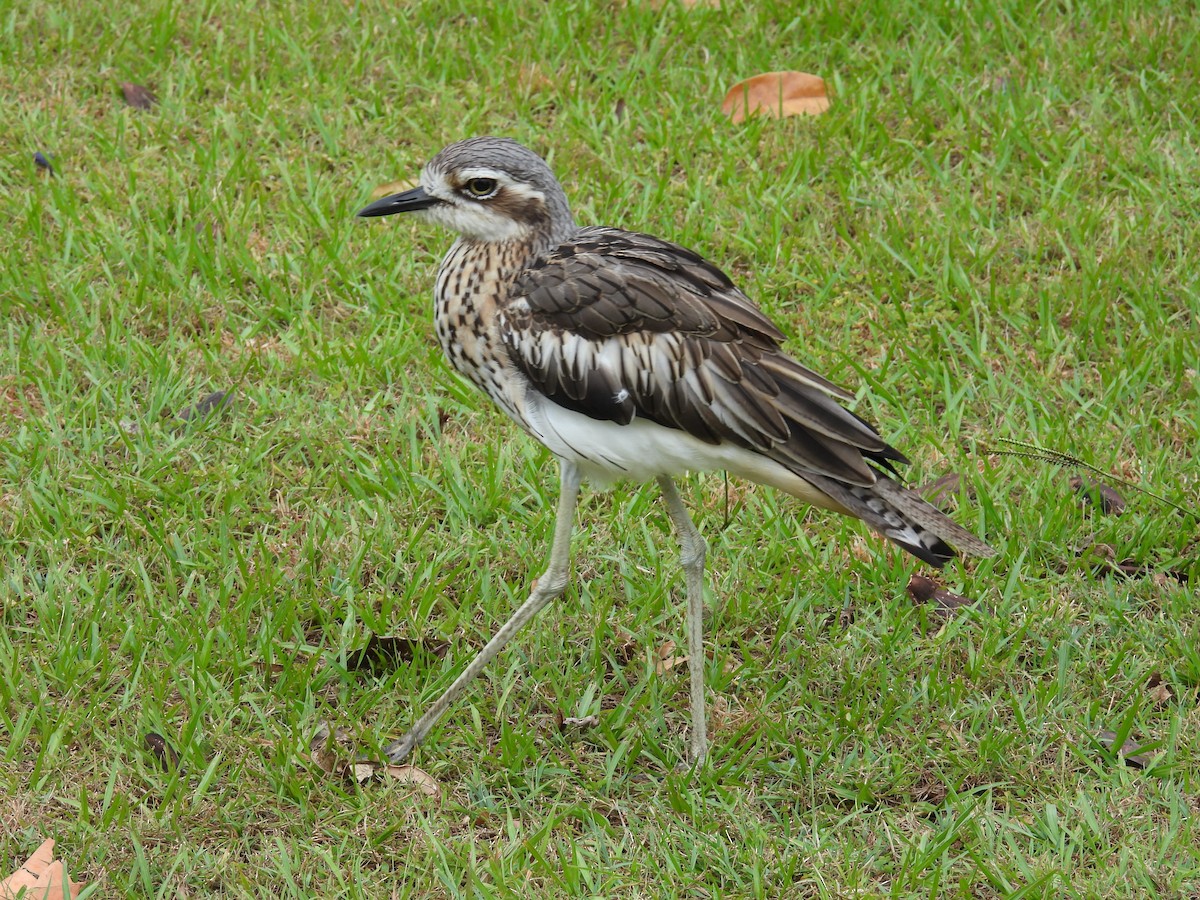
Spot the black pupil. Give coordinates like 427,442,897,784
468,178,496,196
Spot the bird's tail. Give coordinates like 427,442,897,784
804,471,997,567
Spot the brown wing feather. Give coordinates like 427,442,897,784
501,227,906,486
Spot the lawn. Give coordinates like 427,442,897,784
2,0,1198,896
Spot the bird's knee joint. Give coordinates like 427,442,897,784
535,570,570,597
681,536,707,569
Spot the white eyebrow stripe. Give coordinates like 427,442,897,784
458,167,508,182
455,168,546,204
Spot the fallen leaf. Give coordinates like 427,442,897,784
380,763,440,796
1146,673,1172,705
309,721,354,775
120,82,157,110
906,574,979,621
370,179,417,200
611,629,638,666
348,634,448,675
144,732,182,771
177,389,233,422
654,640,688,675
1069,475,1126,515
721,71,830,124
1094,730,1153,769
559,714,600,730
1,839,82,899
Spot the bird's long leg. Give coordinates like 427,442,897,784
384,461,583,764
656,476,709,766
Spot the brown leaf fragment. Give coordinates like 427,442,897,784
906,574,977,620
143,731,182,771
348,634,448,675
177,389,233,422
721,71,830,124
611,629,638,666
1069,475,1126,515
654,640,688,675
310,721,353,775
120,82,157,110
560,714,600,730
380,763,441,796
1,839,82,900
1094,730,1152,769
1114,559,1191,584
1145,673,1172,705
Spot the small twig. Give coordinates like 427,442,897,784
982,438,1198,520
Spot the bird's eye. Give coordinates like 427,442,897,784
464,177,499,198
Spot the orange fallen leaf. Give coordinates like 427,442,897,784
721,71,830,124
1,839,82,899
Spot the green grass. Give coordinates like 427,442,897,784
2,0,1198,896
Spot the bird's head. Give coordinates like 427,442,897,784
357,137,575,245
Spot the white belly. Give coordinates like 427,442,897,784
520,391,840,510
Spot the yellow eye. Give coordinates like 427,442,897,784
464,177,499,198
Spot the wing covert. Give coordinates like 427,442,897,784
500,227,902,485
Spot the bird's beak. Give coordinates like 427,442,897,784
356,186,438,218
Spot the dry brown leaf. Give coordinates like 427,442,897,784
1,839,82,899
348,634,449,675
654,640,688,675
906,574,980,621
560,714,600,730
120,81,157,110
144,732,182,771
1094,730,1153,770
309,721,354,775
1069,475,1127,515
721,71,829,124
1146,672,1173,705
611,628,638,666
380,763,440,796
370,179,417,200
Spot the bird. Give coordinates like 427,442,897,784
357,136,996,767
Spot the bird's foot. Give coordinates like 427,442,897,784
383,733,416,765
